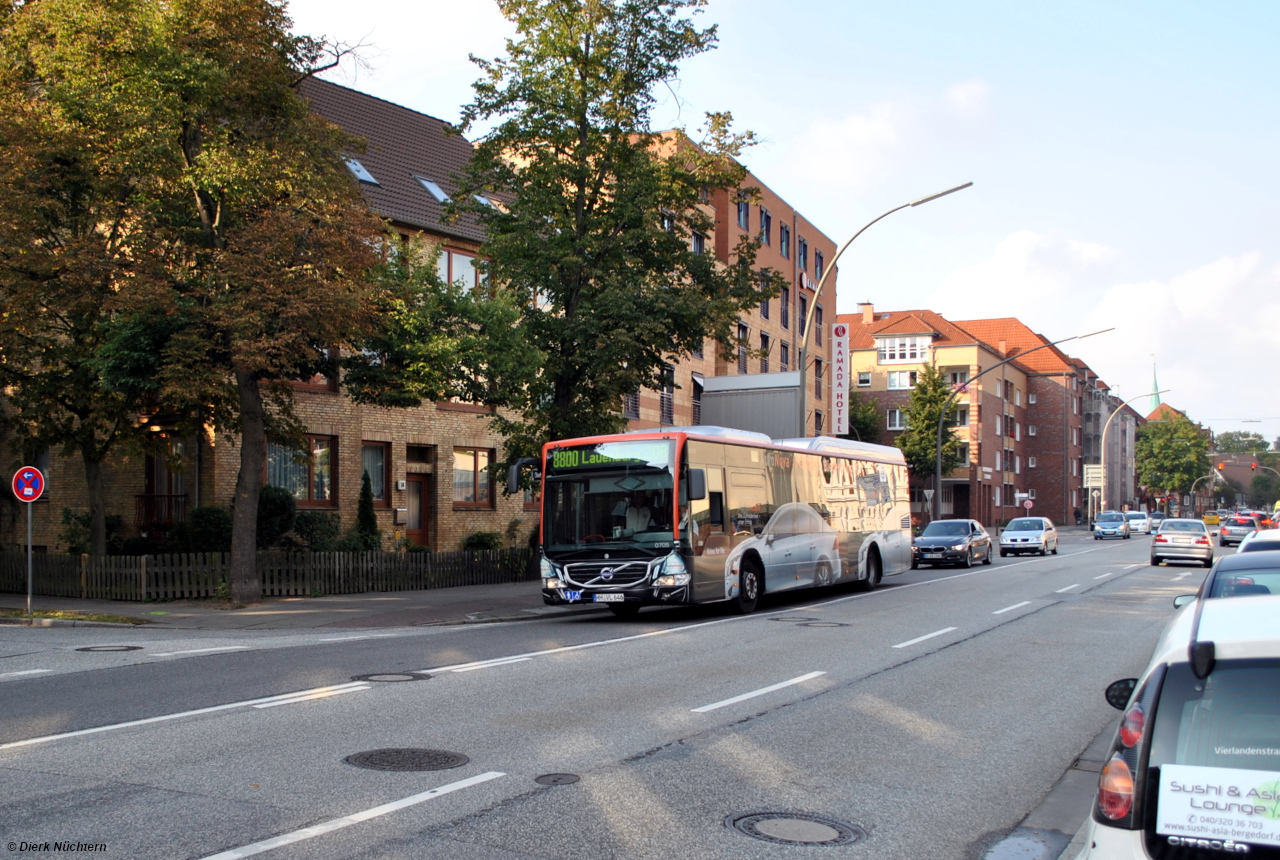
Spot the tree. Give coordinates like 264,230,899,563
354,471,380,551
1214,431,1269,454
1135,416,1209,497
456,0,779,462
891,364,962,481
1250,473,1278,509
844,392,881,445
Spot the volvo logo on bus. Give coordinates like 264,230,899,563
600,568,614,580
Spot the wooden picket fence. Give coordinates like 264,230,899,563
0,548,533,601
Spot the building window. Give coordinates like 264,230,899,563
268,436,335,506
1072,427,1080,446
799,295,808,337
1015,422,1021,442
624,391,640,419
759,207,772,245
692,375,703,424
360,442,390,505
876,336,930,364
949,370,969,387
955,407,969,426
1029,488,1037,500
737,198,749,231
1015,388,1022,406
436,249,480,292
995,415,1003,436
994,450,1002,471
760,279,770,320
760,333,770,374
1072,458,1079,477
797,237,808,271
815,307,823,345
779,222,791,259
660,212,675,232
814,359,823,399
692,339,704,360
737,323,748,374
1028,392,1037,405
815,410,824,434
781,287,790,329
857,372,871,387
1015,455,1021,475
691,231,706,255
994,485,1002,508
780,342,790,373
1029,456,1037,468
887,370,918,390
886,408,905,430
659,364,675,425
815,250,825,281
957,443,970,463
453,448,493,507
1074,396,1080,415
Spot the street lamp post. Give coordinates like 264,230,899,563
1100,389,1170,511
796,182,972,437
932,329,1114,522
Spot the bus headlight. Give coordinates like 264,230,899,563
656,574,690,587
540,556,562,589
656,552,689,587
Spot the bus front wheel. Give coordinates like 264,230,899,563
735,561,762,614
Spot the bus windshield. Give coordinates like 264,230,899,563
544,440,676,554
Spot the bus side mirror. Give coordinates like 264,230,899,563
687,468,707,501
507,457,540,495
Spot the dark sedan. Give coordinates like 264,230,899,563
912,519,993,569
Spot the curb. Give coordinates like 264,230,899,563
0,617,148,629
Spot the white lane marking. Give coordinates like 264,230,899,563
0,682,370,751
1055,584,1080,593
151,646,250,657
1123,564,1144,569
252,685,371,709
317,634,398,643
452,657,532,673
0,669,53,679
692,671,827,713
1094,573,1113,579
199,771,506,860
892,627,958,649
992,601,1031,615
422,542,1138,674
1174,572,1195,580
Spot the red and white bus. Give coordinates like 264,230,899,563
510,426,911,616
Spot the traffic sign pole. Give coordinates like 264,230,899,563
12,467,46,619
26,501,32,617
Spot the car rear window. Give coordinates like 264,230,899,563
1208,570,1280,597
1230,518,1259,527
1240,539,1280,553
1147,661,1280,848
1161,521,1206,533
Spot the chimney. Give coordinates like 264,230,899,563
858,302,874,324
998,340,1007,356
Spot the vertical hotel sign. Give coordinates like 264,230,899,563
832,323,849,436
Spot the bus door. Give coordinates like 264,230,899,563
690,467,727,602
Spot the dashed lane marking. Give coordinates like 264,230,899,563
692,672,827,713
1055,584,1081,593
892,627,958,649
992,601,1031,615
150,646,251,657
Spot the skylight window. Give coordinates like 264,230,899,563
345,158,378,185
475,195,495,207
416,177,450,203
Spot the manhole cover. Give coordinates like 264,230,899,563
769,616,818,623
726,811,866,846
799,622,849,628
534,773,580,785
76,645,142,652
351,672,431,683
344,748,469,771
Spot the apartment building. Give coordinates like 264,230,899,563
626,168,838,436
837,305,1032,527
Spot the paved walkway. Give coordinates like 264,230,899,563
0,580,607,630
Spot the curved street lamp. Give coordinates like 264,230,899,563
796,182,972,436
1101,389,1169,510
932,328,1114,521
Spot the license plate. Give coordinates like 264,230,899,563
593,593,624,603
1174,538,1190,544
563,590,582,602
924,553,943,559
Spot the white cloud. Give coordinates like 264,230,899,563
945,79,991,119
1068,239,1118,265
924,231,1083,322
782,101,905,192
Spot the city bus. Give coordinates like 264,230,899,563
508,426,912,617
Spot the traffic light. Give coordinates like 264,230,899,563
1217,462,1225,470
1252,463,1257,471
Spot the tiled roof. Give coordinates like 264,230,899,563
951,317,1079,374
299,78,485,243
1147,403,1187,422
836,309,981,351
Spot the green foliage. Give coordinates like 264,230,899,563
891,364,963,479
353,471,381,551
58,508,123,555
1135,416,1210,495
1251,473,1278,508
294,511,341,552
845,392,882,445
256,485,297,549
461,531,504,552
162,506,234,554
455,0,780,462
1214,431,1270,454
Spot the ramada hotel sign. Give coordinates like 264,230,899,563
831,323,849,436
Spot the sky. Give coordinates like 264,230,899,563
287,0,1280,442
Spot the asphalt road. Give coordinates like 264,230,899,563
0,533,1223,859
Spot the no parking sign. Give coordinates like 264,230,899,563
12,466,45,503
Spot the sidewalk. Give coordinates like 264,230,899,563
0,580,608,630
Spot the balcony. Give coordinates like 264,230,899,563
135,494,188,528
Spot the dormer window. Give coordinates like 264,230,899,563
876,335,931,364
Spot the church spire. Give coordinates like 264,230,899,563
1150,359,1161,413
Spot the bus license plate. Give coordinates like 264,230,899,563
563,590,582,602
593,594,624,603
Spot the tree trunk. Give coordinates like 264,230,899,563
80,443,107,555
229,367,266,603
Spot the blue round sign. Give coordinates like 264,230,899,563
12,467,45,503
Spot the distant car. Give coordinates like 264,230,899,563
1124,511,1150,534
1094,511,1130,540
999,517,1059,557
1076,590,1280,859
1147,511,1167,531
1149,519,1213,567
1200,511,1218,526
1238,528,1280,553
1218,514,1260,547
911,519,992,568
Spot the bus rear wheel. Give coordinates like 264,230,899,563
854,549,882,591
735,561,762,614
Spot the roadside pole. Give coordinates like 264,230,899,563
11,466,46,618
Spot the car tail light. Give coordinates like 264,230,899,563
1195,537,1210,545
1098,755,1135,820
1154,535,1168,543
1119,703,1146,747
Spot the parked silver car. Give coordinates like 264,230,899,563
1093,511,1130,540
1149,519,1213,567
999,517,1059,557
